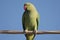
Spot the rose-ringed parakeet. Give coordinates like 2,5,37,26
22,2,39,40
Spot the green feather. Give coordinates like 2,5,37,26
22,2,39,40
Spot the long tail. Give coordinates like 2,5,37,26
25,34,35,40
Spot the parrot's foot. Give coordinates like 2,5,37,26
24,30,28,34
34,30,37,34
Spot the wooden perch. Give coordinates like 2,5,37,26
0,30,60,34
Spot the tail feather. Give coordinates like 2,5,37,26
25,34,35,40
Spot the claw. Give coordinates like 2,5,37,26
24,30,28,34
34,30,37,34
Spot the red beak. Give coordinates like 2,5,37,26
24,5,27,10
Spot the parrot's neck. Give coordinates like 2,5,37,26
25,10,30,12
25,10,31,14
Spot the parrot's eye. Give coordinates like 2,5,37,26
24,3,31,10
27,4,30,6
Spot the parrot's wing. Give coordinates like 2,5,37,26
22,13,25,30
36,16,39,30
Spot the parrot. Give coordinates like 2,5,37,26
22,2,39,40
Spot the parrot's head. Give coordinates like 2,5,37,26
24,2,36,11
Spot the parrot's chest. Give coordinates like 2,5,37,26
25,13,36,27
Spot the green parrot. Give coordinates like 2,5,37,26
22,2,39,40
